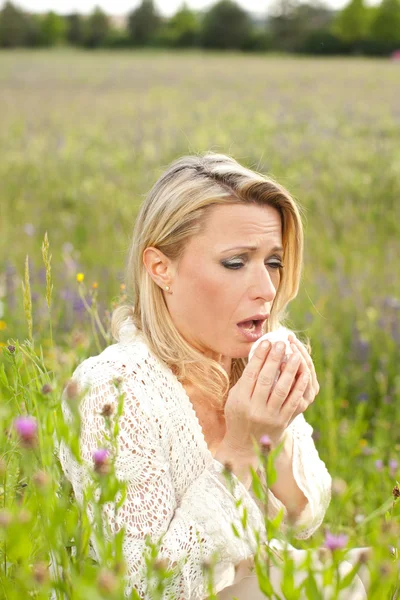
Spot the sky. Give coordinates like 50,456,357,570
0,0,355,16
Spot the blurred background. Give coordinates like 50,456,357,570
1,0,400,548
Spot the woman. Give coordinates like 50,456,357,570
58,153,367,599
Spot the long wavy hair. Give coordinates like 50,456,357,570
111,152,304,411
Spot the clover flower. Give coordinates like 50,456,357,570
93,448,110,474
324,531,348,551
260,434,272,454
14,416,38,448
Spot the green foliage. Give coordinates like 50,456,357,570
84,7,110,49
0,1,29,47
333,0,372,42
65,13,85,46
370,0,400,43
157,3,200,48
127,0,161,47
37,11,67,47
200,0,253,50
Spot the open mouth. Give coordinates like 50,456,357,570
237,319,266,335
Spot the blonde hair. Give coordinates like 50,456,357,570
111,152,304,411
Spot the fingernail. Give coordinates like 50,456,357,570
275,342,285,352
261,341,270,351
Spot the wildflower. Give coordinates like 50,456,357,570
120,283,126,291
41,383,53,395
324,531,348,551
18,509,31,524
32,470,50,489
331,477,347,497
14,416,38,448
33,561,49,585
375,459,384,472
93,448,110,474
64,379,78,401
0,509,12,528
359,439,368,448
259,434,272,454
7,345,16,354
389,459,398,476
354,514,365,524
0,321,6,331
101,403,114,418
92,282,98,289
76,273,84,283
97,568,117,594
392,485,400,499
223,461,233,475
154,558,169,571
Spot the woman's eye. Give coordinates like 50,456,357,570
223,262,244,269
267,262,283,270
222,261,283,270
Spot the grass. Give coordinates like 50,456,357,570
0,49,400,598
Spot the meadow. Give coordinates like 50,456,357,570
0,49,400,598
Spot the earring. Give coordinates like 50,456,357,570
165,286,170,292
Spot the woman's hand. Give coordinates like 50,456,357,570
286,334,320,425
222,340,311,454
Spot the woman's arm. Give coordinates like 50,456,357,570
265,413,332,539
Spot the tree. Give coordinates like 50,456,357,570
65,12,85,45
159,3,200,47
127,0,161,46
268,0,334,51
200,0,253,50
370,0,400,44
333,0,371,43
84,6,110,48
38,11,66,46
0,1,30,47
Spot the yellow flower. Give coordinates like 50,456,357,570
120,283,126,291
0,321,7,331
76,273,84,283
359,439,368,448
92,282,98,289
0,342,6,348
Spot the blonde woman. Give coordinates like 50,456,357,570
58,153,368,599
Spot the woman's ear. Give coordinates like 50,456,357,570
142,247,175,290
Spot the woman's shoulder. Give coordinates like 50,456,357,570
71,334,151,389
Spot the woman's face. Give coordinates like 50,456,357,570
165,203,283,364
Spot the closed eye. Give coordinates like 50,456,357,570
222,260,284,270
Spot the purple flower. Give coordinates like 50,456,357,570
259,434,272,454
14,416,37,448
389,459,398,475
93,448,110,474
324,531,348,551
375,459,384,472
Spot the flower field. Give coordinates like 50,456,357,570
0,49,400,598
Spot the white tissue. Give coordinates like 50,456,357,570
248,326,294,362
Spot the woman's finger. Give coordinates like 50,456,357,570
265,349,302,413
240,340,272,399
289,335,319,394
280,371,310,422
251,341,288,411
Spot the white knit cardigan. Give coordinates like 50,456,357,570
58,321,332,599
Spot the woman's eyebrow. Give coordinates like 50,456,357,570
220,245,284,254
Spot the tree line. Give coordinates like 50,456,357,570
0,0,399,56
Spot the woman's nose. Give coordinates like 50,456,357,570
252,268,277,302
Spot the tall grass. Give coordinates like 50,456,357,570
0,49,400,598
